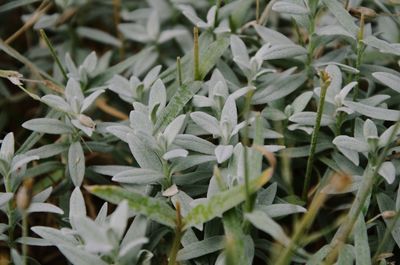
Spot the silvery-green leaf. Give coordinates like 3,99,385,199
0,192,13,207
130,110,153,132
337,244,355,264
337,146,360,166
333,136,369,153
163,149,188,160
363,119,378,139
76,27,122,47
190,112,221,136
259,44,307,60
363,36,400,56
183,168,272,229
192,95,213,107
32,187,52,203
163,115,186,146
261,107,287,121
41,95,72,113
256,203,306,218
153,82,202,134
376,193,400,249
321,0,359,36
82,51,97,73
379,124,400,147
0,132,14,161
31,226,78,246
112,168,165,184
143,65,162,90
221,97,237,129
177,236,225,261
206,5,217,26
289,112,335,126
119,23,151,43
94,202,108,225
159,28,187,43
106,125,132,142
65,78,84,107
354,214,372,265
81,89,104,112
75,215,113,253
229,86,255,100
87,185,176,228
127,132,162,171
245,210,290,246
25,143,67,159
263,145,285,152
11,249,22,265
110,200,129,240
58,244,108,265
16,236,52,246
256,183,277,206
272,1,309,14
337,82,357,104
91,165,133,176
378,161,396,184
149,79,167,116
254,25,294,45
172,155,216,172
71,119,93,137
10,155,39,172
343,101,400,121
215,145,234,163
27,202,64,214
178,4,208,28
373,72,400,93
252,73,306,104
230,35,250,67
316,25,355,39
22,118,73,134
69,187,86,230
292,91,313,113
147,10,160,40
119,237,149,258
174,134,216,155
68,142,85,187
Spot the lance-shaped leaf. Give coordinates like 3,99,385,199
183,168,273,229
343,101,400,121
86,185,176,228
153,81,202,134
373,72,400,93
321,0,359,36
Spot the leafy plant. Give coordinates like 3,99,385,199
0,0,400,264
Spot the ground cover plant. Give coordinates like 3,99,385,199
0,0,400,264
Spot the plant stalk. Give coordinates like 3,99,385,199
193,27,200,81
302,73,330,201
324,121,400,264
39,29,68,80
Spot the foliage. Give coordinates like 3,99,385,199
0,0,400,264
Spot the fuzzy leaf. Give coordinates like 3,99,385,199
183,168,272,229
87,185,176,228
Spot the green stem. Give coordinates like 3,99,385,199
352,14,365,102
39,29,68,80
22,210,28,265
372,211,400,264
302,76,330,201
177,57,182,86
168,202,184,265
5,173,15,246
324,121,400,264
193,27,200,81
243,89,255,213
276,190,327,265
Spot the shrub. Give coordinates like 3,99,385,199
0,0,400,264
